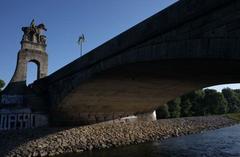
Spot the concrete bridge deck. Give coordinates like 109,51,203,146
30,0,240,125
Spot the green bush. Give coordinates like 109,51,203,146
222,88,240,113
167,97,181,118
0,79,5,92
156,104,170,119
156,88,240,119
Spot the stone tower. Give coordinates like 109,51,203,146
3,20,48,95
0,20,49,130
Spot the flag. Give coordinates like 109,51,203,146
78,34,85,45
78,34,85,56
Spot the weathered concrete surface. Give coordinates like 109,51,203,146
28,0,240,125
2,115,237,157
2,0,240,125
47,61,240,125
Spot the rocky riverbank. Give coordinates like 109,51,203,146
1,115,238,157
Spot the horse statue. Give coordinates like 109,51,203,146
22,19,47,44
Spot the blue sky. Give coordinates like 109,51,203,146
0,0,239,91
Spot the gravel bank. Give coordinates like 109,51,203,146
1,115,237,157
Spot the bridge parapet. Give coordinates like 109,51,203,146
36,0,236,86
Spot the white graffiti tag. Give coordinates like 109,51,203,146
1,95,24,105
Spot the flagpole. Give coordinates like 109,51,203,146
78,34,85,57
80,41,82,56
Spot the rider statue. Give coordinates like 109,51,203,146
22,19,47,45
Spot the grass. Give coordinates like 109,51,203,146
225,112,240,122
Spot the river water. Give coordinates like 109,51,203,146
61,124,240,157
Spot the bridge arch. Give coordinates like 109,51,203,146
31,0,240,125
46,58,240,125
3,49,48,95
27,59,41,85
13,50,47,83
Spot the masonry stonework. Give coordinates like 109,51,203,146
0,20,49,130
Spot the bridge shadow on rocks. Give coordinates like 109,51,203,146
0,127,72,156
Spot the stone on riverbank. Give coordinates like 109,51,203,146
1,115,237,157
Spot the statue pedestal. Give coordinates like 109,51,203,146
21,41,46,52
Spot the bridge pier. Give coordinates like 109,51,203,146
135,111,157,121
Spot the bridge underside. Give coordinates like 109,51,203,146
31,0,240,125
51,59,240,125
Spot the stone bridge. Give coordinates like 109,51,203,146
3,0,240,126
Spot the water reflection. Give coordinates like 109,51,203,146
58,124,240,157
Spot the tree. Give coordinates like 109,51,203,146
233,89,240,95
190,90,206,116
156,104,170,119
180,90,205,117
180,98,192,117
167,97,181,118
0,79,5,92
222,88,240,113
204,89,228,115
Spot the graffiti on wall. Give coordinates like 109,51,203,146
0,113,48,130
1,95,24,105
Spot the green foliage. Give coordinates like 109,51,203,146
181,90,205,117
156,104,170,119
156,88,240,120
225,112,240,122
233,89,240,95
204,89,227,115
222,88,240,113
0,79,5,92
167,97,181,118
180,98,192,117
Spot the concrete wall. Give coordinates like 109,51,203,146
0,108,48,130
